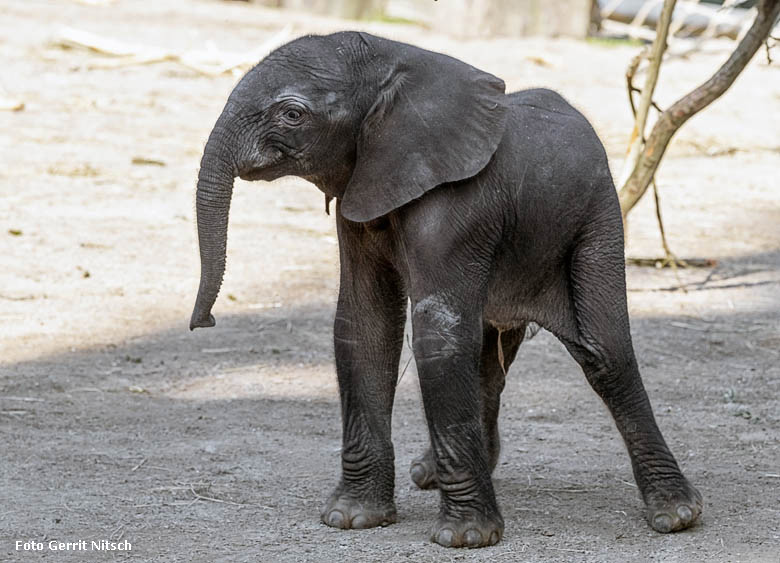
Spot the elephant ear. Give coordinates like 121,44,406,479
340,41,509,223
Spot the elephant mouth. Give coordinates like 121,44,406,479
238,167,267,181
238,151,286,181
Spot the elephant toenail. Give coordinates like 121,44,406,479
653,513,674,533
327,509,346,528
435,528,455,547
351,514,368,528
464,529,483,547
677,505,693,522
489,531,500,545
410,463,427,483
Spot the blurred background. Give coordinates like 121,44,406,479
1,1,778,561
232,0,761,40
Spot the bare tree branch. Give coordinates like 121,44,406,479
619,0,780,217
617,0,677,191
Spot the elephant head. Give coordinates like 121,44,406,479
190,31,508,330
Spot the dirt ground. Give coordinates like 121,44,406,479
1,1,779,561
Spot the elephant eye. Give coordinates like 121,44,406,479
283,108,303,122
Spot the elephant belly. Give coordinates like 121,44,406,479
484,312,528,332
483,258,575,338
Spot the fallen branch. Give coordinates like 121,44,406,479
626,257,716,268
601,0,753,39
50,25,292,77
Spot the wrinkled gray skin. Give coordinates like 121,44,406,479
190,32,702,548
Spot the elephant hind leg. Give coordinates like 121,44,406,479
479,323,526,471
561,223,702,533
410,323,526,490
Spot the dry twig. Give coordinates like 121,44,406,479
397,334,414,384
188,483,245,506
130,458,147,472
651,180,688,283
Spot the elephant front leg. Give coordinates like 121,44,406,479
321,257,406,530
412,296,503,548
410,323,526,490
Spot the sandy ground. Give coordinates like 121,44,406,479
1,0,779,561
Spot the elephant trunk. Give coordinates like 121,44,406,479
190,120,238,330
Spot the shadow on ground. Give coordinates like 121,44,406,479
1,254,778,562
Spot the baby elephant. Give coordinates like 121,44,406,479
189,31,702,548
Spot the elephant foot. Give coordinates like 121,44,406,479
321,489,397,530
410,451,438,490
430,512,504,548
644,478,703,533
411,446,499,490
